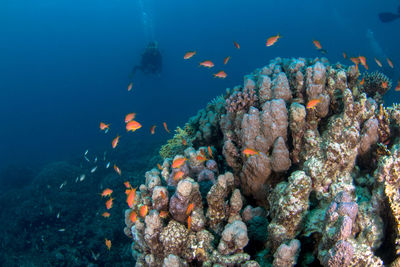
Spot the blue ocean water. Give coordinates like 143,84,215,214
1,0,399,171
0,0,399,265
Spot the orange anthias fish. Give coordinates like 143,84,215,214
382,81,388,89
312,40,322,50
187,215,192,231
358,56,368,70
184,51,196,60
124,189,131,195
157,163,162,170
129,210,137,223
342,52,347,59
387,57,394,68
127,82,133,91
374,57,382,67
350,57,360,65
101,188,113,197
233,41,240,49
126,187,137,208
208,146,213,158
223,56,231,65
112,135,120,149
266,33,281,47
139,205,148,217
159,210,169,218
163,122,170,133
199,60,214,68
213,70,227,79
307,98,322,109
172,157,186,168
360,78,365,85
243,148,260,157
395,80,400,91
186,203,194,215
102,212,110,218
125,113,136,123
100,122,110,131
124,181,132,189
113,164,121,176
160,191,166,200
105,239,112,250
105,198,114,210
358,56,366,66
150,125,156,135
126,120,142,132
174,171,185,181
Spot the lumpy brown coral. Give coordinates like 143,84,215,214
124,57,400,266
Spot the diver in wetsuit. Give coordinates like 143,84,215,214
379,5,400,23
131,42,162,77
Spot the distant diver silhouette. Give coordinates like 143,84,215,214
131,42,162,78
378,5,400,23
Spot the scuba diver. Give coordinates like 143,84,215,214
378,5,400,23
131,41,162,77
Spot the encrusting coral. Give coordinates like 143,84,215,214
124,57,400,266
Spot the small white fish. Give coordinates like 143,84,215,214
90,166,97,173
59,181,67,189
79,174,86,181
57,212,60,219
84,149,88,156
105,128,109,134
75,177,78,183
84,156,90,162
94,157,98,163
58,228,66,232
106,162,110,168
91,250,100,261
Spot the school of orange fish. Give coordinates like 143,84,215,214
97,34,399,251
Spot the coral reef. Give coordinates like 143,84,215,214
361,71,392,103
188,95,225,147
124,57,400,266
160,126,194,159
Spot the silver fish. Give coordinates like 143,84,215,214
90,166,97,173
79,174,86,181
58,228,66,232
59,181,67,189
84,156,90,162
106,162,110,168
84,149,88,156
94,157,98,163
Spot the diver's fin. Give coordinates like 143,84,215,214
378,12,400,23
